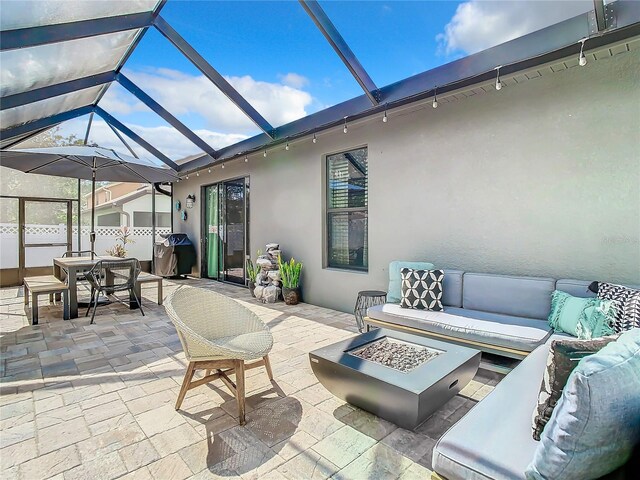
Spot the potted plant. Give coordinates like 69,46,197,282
278,257,303,305
106,226,135,258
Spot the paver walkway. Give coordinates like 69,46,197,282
1,278,500,479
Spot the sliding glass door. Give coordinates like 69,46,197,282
203,177,249,285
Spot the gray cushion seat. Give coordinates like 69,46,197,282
432,339,554,480
367,303,552,353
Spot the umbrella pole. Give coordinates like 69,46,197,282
90,167,96,260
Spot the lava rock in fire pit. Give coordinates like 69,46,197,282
349,338,441,372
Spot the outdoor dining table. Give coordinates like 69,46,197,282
52,255,131,319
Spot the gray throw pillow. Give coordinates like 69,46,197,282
526,328,640,480
531,336,617,441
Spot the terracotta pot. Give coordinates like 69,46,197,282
282,286,301,305
248,280,256,297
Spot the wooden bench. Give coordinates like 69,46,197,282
112,271,164,308
23,275,69,325
134,272,164,306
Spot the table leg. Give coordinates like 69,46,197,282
63,290,70,320
53,264,64,302
67,267,78,319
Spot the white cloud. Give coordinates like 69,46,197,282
437,0,593,56
279,72,310,89
103,67,313,134
57,117,248,164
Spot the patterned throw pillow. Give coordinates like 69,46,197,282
400,268,444,311
597,283,640,332
532,336,617,441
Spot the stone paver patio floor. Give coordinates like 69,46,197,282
1,278,500,480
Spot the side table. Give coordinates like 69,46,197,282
354,290,387,332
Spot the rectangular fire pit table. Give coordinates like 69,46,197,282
309,328,481,430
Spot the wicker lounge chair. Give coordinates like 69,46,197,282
165,286,274,425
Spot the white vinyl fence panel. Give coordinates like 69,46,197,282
0,223,172,269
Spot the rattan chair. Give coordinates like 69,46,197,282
165,286,274,425
85,258,143,324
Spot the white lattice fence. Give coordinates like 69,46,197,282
0,223,173,269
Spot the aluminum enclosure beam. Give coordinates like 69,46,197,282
0,105,94,141
180,3,640,174
1,72,116,111
594,0,608,31
95,107,178,171
1,12,155,51
117,73,217,158
299,0,380,105
153,15,275,138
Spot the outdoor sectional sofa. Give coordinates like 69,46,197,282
365,271,593,365
365,270,638,479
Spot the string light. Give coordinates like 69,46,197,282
221,163,225,169
579,38,588,67
494,66,503,91
208,168,211,173
285,141,290,151
382,104,388,123
196,171,200,177
313,133,317,143
263,150,267,157
244,156,248,162
343,117,348,134
432,86,438,108
185,175,189,180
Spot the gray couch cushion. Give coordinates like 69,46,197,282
463,273,555,320
443,270,464,308
432,340,554,480
556,279,595,298
367,304,552,353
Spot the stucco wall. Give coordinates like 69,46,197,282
173,49,640,313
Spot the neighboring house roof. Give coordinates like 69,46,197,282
83,184,152,213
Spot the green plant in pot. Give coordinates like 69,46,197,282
246,258,260,298
278,257,302,305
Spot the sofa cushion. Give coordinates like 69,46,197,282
367,304,552,353
387,261,435,303
442,270,464,308
400,268,444,311
556,279,595,298
526,329,640,480
462,273,555,320
432,339,554,480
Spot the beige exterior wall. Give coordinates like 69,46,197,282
173,48,640,313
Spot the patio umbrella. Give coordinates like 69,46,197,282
0,145,178,259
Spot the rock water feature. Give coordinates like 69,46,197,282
349,337,441,372
253,243,282,303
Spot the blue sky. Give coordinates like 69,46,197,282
59,0,593,161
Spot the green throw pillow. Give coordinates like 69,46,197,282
548,290,615,339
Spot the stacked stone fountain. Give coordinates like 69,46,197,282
254,243,282,303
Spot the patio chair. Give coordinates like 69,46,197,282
85,258,143,324
165,286,274,425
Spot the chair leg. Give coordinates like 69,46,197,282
85,288,95,317
176,362,196,410
131,288,145,317
235,360,246,426
90,290,100,324
263,355,274,381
